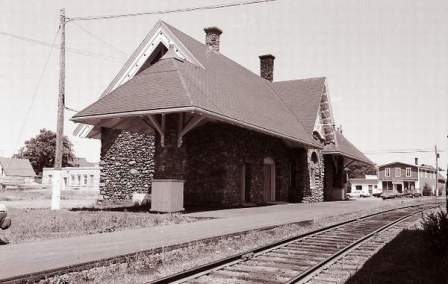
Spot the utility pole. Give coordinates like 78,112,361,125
434,145,439,197
51,8,66,210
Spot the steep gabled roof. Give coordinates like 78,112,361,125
73,21,320,148
0,157,36,177
323,131,374,165
273,77,326,133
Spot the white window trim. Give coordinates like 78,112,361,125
406,168,411,177
395,168,401,177
385,168,391,177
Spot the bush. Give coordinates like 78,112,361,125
422,183,433,196
421,209,448,255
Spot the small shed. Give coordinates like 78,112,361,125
0,157,36,189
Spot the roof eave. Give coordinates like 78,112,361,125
323,150,374,166
72,106,323,150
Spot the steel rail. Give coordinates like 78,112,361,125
148,202,439,284
286,208,425,283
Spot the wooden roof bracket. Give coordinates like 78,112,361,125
143,114,165,147
177,115,205,147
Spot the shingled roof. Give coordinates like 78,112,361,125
72,21,320,148
273,77,326,133
0,157,36,177
273,78,373,165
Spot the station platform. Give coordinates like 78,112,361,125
0,198,435,280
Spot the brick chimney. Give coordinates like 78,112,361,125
259,54,275,82
204,27,222,52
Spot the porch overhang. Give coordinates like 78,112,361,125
323,151,374,167
71,106,323,150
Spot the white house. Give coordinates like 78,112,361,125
349,175,382,197
42,165,100,191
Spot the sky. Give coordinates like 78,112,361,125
0,0,447,173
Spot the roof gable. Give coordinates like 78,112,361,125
73,21,320,148
74,20,204,137
273,77,326,133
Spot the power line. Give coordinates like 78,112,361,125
0,31,123,62
364,150,446,155
68,0,279,22
64,106,80,113
11,27,60,160
70,22,127,55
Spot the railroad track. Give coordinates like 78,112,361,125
149,203,439,284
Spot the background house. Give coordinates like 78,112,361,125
42,158,99,191
0,157,36,189
349,175,381,197
378,161,443,195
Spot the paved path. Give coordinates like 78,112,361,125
0,198,434,280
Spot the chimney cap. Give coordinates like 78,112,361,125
204,26,223,35
259,54,275,60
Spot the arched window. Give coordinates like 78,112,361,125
311,152,318,164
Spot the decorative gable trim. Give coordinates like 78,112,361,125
318,79,336,145
74,20,203,138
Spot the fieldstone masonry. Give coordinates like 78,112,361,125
99,128,155,203
183,123,300,208
98,119,326,208
303,149,325,203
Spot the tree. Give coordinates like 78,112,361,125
347,162,377,179
14,129,75,175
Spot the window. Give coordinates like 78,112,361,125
48,175,52,184
89,175,94,185
78,175,81,185
83,175,88,185
356,185,362,191
406,168,411,177
385,168,391,177
395,168,401,177
71,175,75,185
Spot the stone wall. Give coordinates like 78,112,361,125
99,117,325,208
99,128,155,203
182,123,308,209
302,149,325,203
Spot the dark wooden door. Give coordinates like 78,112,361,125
264,164,272,202
244,163,252,202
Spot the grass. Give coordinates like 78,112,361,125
346,228,448,284
0,188,99,201
3,208,197,244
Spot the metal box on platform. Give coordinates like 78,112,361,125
150,179,185,212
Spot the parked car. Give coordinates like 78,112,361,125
381,191,398,199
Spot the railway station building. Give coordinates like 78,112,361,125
72,21,372,210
